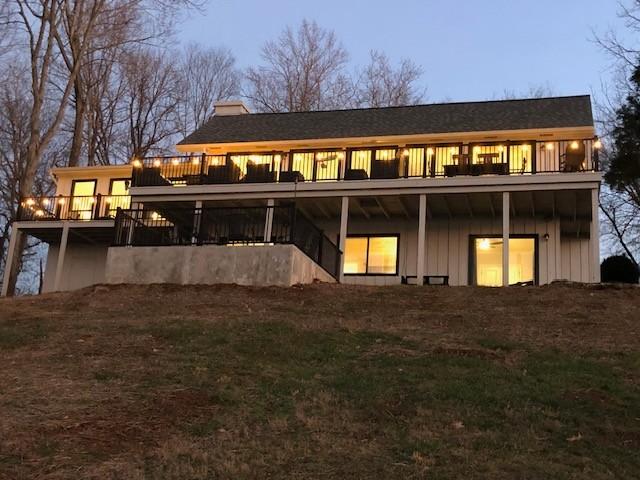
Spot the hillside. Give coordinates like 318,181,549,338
1,283,639,479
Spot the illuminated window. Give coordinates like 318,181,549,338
430,145,460,176
71,180,96,220
344,235,399,275
349,149,373,175
473,236,536,286
107,179,131,214
229,153,277,179
509,144,533,174
405,147,425,177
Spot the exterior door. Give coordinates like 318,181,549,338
70,180,97,220
472,236,536,286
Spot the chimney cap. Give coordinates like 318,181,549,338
214,100,251,116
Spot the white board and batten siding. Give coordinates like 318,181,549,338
315,216,597,286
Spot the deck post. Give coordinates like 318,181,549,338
591,187,601,282
193,200,203,245
53,222,70,292
264,199,275,243
416,194,427,285
502,191,510,287
338,196,349,283
1,225,21,297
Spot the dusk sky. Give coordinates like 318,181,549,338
179,0,632,104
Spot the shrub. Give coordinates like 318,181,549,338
600,255,640,284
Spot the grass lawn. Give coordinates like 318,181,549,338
0,283,639,479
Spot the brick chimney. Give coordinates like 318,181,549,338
214,100,251,116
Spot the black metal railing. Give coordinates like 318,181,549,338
130,140,600,187
18,195,131,221
113,205,341,278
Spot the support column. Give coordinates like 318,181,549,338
53,223,70,292
502,192,510,287
591,187,601,283
264,199,275,243
416,194,427,285
193,200,203,244
338,196,349,283
1,225,21,297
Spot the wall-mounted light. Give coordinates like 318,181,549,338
479,238,491,250
543,233,550,241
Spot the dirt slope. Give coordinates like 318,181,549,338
0,283,639,479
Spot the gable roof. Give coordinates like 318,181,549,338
178,95,594,146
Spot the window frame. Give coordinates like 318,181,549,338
468,234,539,286
343,233,400,276
289,148,345,181
71,178,97,197
108,178,131,195
405,142,464,177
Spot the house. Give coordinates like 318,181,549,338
1,95,602,295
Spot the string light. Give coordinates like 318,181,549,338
594,139,602,149
132,159,142,168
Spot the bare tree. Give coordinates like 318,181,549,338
354,50,425,108
499,83,556,100
244,20,352,112
0,63,62,293
176,43,241,136
120,48,181,158
593,1,640,263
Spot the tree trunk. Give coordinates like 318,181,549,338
68,80,85,167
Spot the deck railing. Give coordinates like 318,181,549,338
131,141,600,187
18,195,131,221
113,205,341,278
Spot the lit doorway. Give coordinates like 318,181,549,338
470,236,537,286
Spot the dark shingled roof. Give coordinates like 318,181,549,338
178,95,593,145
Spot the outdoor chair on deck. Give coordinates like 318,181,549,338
245,162,277,183
370,158,400,179
344,169,369,180
206,163,242,184
561,142,586,172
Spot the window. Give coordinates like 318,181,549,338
430,145,460,176
70,179,96,220
472,236,536,286
344,235,399,275
291,150,343,181
107,179,131,215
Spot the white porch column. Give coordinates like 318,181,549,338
1,225,21,297
338,196,349,282
502,191,510,287
591,187,601,282
193,200,203,244
53,222,70,292
264,199,275,243
416,194,427,285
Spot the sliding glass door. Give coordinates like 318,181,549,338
472,236,536,286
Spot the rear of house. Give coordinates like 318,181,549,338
2,95,602,295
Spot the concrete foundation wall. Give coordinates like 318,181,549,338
43,244,109,293
104,244,335,287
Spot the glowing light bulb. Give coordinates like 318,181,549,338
479,238,491,250
192,157,200,165
426,148,434,155
545,143,554,150
571,141,579,150
153,159,161,167
594,139,602,149
132,159,142,168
